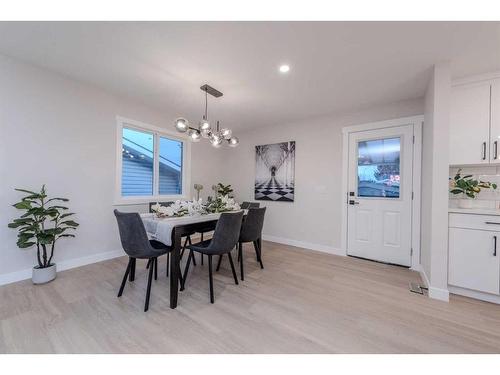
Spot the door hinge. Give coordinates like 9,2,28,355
411,191,414,200
411,248,413,256
412,135,415,144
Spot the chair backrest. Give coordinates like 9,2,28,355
240,201,260,209
240,207,266,243
149,201,173,213
209,211,244,253
114,209,152,258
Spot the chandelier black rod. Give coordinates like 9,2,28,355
204,87,208,120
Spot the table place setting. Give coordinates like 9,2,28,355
141,196,243,246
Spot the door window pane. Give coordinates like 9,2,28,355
159,136,183,195
357,137,400,198
122,127,154,196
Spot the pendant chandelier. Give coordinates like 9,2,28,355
174,84,239,148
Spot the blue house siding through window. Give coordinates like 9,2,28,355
121,145,182,196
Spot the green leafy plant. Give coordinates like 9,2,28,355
449,169,497,198
8,185,79,268
213,183,233,197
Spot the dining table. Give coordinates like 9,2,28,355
141,210,250,309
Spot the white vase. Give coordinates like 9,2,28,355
458,198,474,209
32,263,57,284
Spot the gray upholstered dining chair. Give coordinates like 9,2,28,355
240,201,260,209
182,211,244,303
216,207,266,280
114,209,182,312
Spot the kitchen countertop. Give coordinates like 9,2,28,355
449,207,500,216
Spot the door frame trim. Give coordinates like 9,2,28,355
340,115,423,270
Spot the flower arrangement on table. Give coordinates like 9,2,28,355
151,195,241,218
151,199,205,218
205,194,240,213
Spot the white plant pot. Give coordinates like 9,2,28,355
458,198,475,209
32,263,57,284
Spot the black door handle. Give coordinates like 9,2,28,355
494,141,498,160
482,142,487,160
494,235,497,257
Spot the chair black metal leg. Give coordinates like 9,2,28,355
118,258,132,297
180,236,189,260
178,265,184,288
216,254,223,271
254,240,264,269
144,258,155,312
237,246,241,263
239,242,244,281
166,252,170,277
227,252,239,285
208,255,214,303
189,236,197,266
182,250,193,288
129,257,136,282
146,259,151,269
200,233,204,266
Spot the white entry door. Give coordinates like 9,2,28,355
347,124,414,266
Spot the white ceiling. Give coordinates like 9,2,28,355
0,22,499,130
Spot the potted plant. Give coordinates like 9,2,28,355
8,185,79,284
212,183,234,198
449,169,497,208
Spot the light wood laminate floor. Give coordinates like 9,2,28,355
1,241,500,353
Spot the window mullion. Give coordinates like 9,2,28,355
153,132,159,196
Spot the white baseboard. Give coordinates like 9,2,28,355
428,287,450,302
262,234,346,256
448,285,500,304
416,265,450,302
0,249,124,286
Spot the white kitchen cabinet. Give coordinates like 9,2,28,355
449,226,500,295
449,81,492,165
490,79,500,163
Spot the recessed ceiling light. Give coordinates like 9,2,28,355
279,64,290,73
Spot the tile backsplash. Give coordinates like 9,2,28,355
449,166,500,209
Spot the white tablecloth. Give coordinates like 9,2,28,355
140,212,224,246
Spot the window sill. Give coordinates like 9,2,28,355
113,195,189,206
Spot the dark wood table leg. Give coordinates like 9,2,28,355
170,227,181,309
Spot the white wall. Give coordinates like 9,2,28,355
421,62,451,301
0,54,223,284
221,98,424,252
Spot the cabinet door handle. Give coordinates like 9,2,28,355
494,141,498,160
485,221,500,225
494,235,497,257
482,142,487,160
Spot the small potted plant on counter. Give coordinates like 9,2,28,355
449,169,497,208
8,185,79,284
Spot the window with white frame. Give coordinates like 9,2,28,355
117,118,187,202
